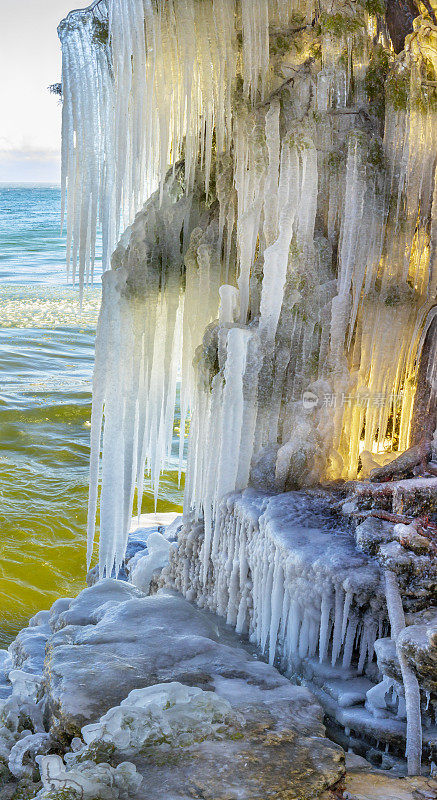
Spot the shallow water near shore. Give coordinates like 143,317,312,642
0,186,183,645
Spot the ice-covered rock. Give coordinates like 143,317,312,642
40,582,344,798
320,762,437,800
49,578,144,633
0,651,12,701
35,755,142,800
8,622,50,676
398,609,437,696
8,732,51,779
165,487,437,768
78,682,237,757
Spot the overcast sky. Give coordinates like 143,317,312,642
0,0,85,183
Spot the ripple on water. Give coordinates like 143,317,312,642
0,284,101,328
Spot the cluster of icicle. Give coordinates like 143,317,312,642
59,0,312,286
59,0,437,580
168,489,387,674
86,169,228,573
165,491,435,773
58,0,114,287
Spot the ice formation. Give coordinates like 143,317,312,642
58,0,437,579
78,682,236,755
164,484,437,772
129,532,175,594
58,0,437,776
58,0,113,289
35,755,141,800
168,490,386,671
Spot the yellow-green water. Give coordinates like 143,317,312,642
0,186,183,645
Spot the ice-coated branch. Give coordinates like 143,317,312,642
384,569,422,775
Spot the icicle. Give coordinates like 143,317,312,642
331,586,344,667
319,592,331,664
341,589,353,644
342,615,358,670
268,553,284,665
241,0,270,102
259,133,300,343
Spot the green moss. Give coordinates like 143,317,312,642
289,11,306,26
228,731,244,740
307,350,320,374
92,18,109,46
367,138,385,171
386,69,410,111
286,131,312,150
288,237,303,261
384,281,416,307
232,74,251,112
364,46,390,121
308,40,322,60
269,19,309,58
12,783,43,800
319,12,364,37
270,33,293,57
338,48,349,69
73,739,116,765
363,0,386,15
411,74,437,113
383,60,437,115
326,146,346,174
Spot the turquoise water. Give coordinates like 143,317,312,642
0,186,183,645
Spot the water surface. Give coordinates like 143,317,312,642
0,186,183,644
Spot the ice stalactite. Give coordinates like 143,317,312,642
59,0,437,586
85,169,228,574
58,0,114,291
169,490,385,673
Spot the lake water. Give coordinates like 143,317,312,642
0,186,183,645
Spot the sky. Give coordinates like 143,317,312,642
0,0,86,184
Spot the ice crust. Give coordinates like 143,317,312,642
79,682,236,755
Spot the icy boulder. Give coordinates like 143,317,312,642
42,584,344,798
398,609,437,696
34,755,142,800
49,578,144,632
7,615,50,676
76,682,237,757
0,650,12,701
